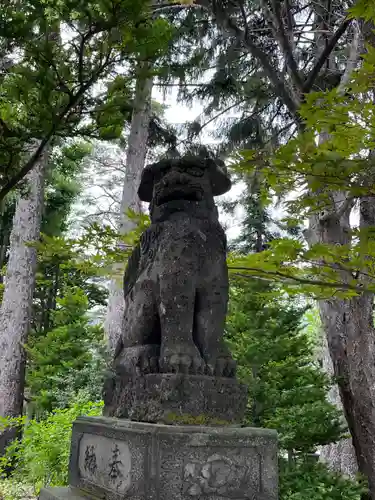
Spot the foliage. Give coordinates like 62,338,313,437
225,275,362,497
20,140,109,415
26,289,106,414
279,458,367,500
0,479,35,500
41,142,92,236
227,22,375,297
226,278,346,453
227,238,364,300
0,0,174,199
33,230,109,332
301,307,322,349
0,400,103,494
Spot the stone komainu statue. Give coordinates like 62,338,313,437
103,156,246,422
114,155,235,377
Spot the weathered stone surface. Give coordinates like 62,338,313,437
110,156,235,383
104,155,248,421
103,373,248,424
39,486,90,499
42,416,277,500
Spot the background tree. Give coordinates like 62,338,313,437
0,149,49,455
158,0,375,493
24,143,108,417
224,167,363,497
26,288,105,416
104,62,154,353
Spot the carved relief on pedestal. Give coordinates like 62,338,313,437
183,453,259,499
78,433,131,495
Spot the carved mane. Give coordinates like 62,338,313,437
123,226,162,298
123,243,141,299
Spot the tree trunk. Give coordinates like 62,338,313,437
0,202,16,284
319,293,375,498
0,149,48,454
319,325,358,477
311,9,361,480
104,65,153,353
307,188,375,497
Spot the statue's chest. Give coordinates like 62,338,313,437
138,219,226,272
160,218,225,248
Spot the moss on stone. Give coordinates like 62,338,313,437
164,412,231,426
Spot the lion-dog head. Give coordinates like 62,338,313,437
138,156,231,222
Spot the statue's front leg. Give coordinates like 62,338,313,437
113,280,160,375
194,281,237,378
157,270,205,374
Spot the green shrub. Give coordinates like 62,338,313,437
0,400,103,495
280,458,367,500
0,479,35,500
26,289,107,415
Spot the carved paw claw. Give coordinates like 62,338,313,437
115,344,160,375
160,345,205,375
135,352,160,374
205,356,236,378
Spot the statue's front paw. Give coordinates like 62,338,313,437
160,344,205,375
114,344,160,375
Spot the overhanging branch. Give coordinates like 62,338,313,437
0,66,105,201
194,0,302,125
267,0,304,92
303,18,352,93
228,266,366,293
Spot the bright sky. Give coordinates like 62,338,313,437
152,85,245,240
70,83,245,239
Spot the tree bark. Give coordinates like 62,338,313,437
0,147,48,454
311,8,361,478
306,185,375,497
104,65,153,353
319,324,358,477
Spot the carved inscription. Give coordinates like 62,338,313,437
108,444,123,480
78,433,131,495
84,445,97,475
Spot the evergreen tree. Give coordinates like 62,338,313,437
226,183,344,453
25,143,108,415
32,142,107,337
26,288,104,415
226,278,345,454
225,185,363,497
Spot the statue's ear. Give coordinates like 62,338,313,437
207,159,232,196
138,165,154,202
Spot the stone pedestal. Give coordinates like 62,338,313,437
103,373,248,424
39,416,278,500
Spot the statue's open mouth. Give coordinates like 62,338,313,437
156,186,204,206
